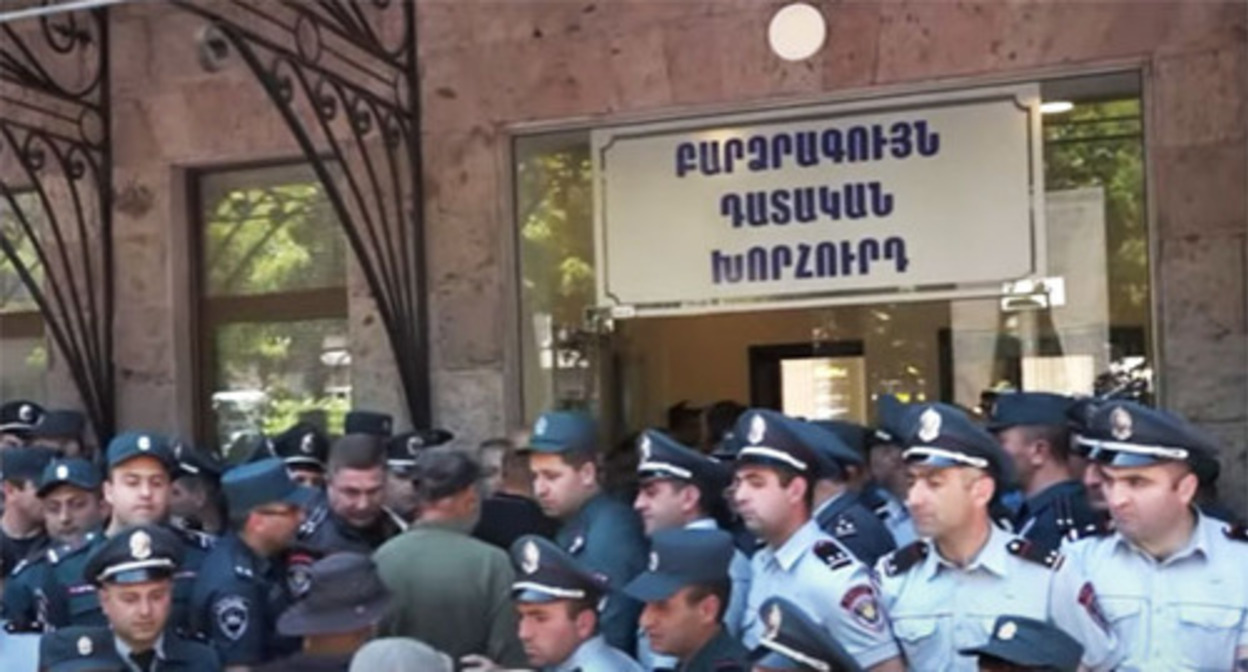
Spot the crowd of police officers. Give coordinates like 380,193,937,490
0,388,1245,672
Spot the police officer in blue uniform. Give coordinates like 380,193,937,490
82,525,220,671
623,528,749,672
190,458,311,667
269,423,330,491
731,409,902,671
24,433,213,631
297,434,406,556
789,420,896,567
959,615,1085,672
523,410,647,656
1,447,54,575
750,596,864,672
987,392,1099,550
864,396,918,546
383,428,454,522
874,403,1120,671
170,442,227,537
37,625,123,672
1064,401,1248,670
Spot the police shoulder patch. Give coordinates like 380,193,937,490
813,540,853,572
883,540,928,577
1006,538,1063,570
1223,524,1248,543
1067,519,1113,542
212,595,251,641
173,526,216,550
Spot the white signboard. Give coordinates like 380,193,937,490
592,85,1045,316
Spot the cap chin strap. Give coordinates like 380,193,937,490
902,446,989,469
1072,435,1190,461
738,446,807,472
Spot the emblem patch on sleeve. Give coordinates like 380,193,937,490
213,595,251,641
841,584,884,631
1078,581,1110,634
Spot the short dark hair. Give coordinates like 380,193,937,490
328,434,386,474
1019,425,1071,462
411,449,482,504
564,596,600,626
773,466,814,513
684,579,731,623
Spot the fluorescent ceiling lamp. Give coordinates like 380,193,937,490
1040,101,1075,114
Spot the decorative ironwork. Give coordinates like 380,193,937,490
0,4,115,440
173,0,432,427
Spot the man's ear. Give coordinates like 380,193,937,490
697,593,721,625
784,474,808,506
574,606,597,639
576,460,598,488
1175,470,1199,505
969,471,996,508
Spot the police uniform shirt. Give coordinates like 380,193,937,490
741,519,900,669
678,628,748,672
547,633,642,672
189,533,299,666
114,632,220,672
1062,510,1248,670
1,530,48,580
876,523,1121,671
813,490,897,567
1014,479,1100,551
298,491,406,556
555,492,647,656
3,533,97,631
859,486,918,547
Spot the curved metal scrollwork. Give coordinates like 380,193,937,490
173,0,431,427
0,4,115,441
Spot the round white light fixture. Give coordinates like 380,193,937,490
768,3,827,62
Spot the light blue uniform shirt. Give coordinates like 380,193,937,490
743,520,900,669
549,634,642,672
876,524,1121,671
1063,511,1248,671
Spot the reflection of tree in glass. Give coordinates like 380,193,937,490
516,147,595,327
0,193,46,313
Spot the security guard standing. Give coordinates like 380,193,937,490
462,534,641,672
269,423,330,491
731,409,902,671
524,410,647,655
28,433,213,630
790,420,896,566
875,403,1120,671
751,596,864,672
987,392,1098,550
1064,401,1248,670
82,525,220,671
190,458,311,667
623,528,749,672
958,616,1084,672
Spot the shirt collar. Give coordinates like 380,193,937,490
812,490,851,520
1113,508,1211,565
554,634,609,671
685,518,718,531
114,634,165,668
925,523,1011,581
769,519,822,572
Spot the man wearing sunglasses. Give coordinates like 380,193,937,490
1064,401,1248,671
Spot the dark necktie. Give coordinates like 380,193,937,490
130,649,156,672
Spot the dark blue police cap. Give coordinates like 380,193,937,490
83,524,183,586
170,440,225,481
38,457,101,497
811,420,870,457
0,399,44,434
901,403,1009,482
1075,401,1218,473
789,419,863,478
344,410,393,438
1,446,57,483
386,428,455,471
959,615,1083,672
874,394,914,446
987,392,1074,431
636,429,731,489
509,535,608,603
105,431,175,473
523,410,598,455
221,457,314,518
751,596,865,672
31,409,86,439
272,422,330,471
733,409,822,479
38,625,123,672
623,528,733,602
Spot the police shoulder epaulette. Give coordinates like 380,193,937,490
1222,524,1248,543
813,539,853,572
1066,519,1113,542
883,540,928,577
48,536,95,565
232,563,256,580
298,503,329,538
172,526,216,550
833,514,858,538
1006,538,1063,569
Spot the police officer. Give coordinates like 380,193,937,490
0,400,44,449
1,447,54,575
298,434,406,555
730,409,902,671
190,458,311,667
30,410,89,460
751,596,864,672
523,410,646,656
1063,401,1248,669
632,428,751,652
83,525,220,671
865,396,917,546
875,403,1119,671
987,392,1098,550
37,625,123,672
623,528,749,672
958,616,1084,672
383,428,453,522
169,443,226,537
269,423,330,491
790,420,896,567
462,534,641,672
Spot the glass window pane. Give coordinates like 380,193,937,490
201,164,347,297
0,192,45,314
